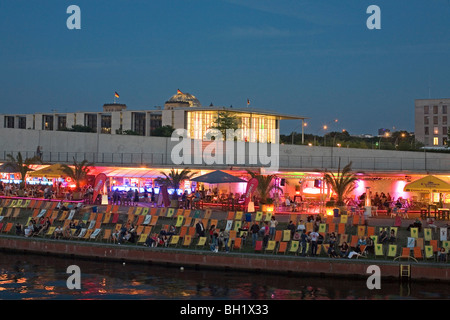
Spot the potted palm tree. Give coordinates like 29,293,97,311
322,160,358,216
155,168,196,208
5,152,42,191
246,170,283,212
61,158,94,200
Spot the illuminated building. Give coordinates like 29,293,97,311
415,98,449,147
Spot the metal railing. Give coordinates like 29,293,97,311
1,150,448,172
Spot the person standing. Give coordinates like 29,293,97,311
262,221,270,248
309,228,320,256
269,216,278,240
300,230,308,256
195,219,205,237
250,221,260,247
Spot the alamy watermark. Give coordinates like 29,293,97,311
366,265,381,290
66,265,81,290
170,128,280,172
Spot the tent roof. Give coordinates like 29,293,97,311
191,170,247,184
0,162,23,173
403,175,450,192
28,164,68,178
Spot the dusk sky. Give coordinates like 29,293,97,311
1,0,450,135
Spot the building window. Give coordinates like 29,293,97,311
443,116,448,125
424,116,429,125
42,115,54,130
4,116,14,128
443,105,447,114
85,114,97,132
443,127,448,136
434,126,439,135
424,105,429,114
57,116,67,130
433,105,438,114
424,127,429,135
132,112,146,136
18,117,26,129
433,116,438,125
433,137,439,145
101,115,111,134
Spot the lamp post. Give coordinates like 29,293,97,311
378,132,390,149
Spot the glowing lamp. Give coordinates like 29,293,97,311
326,209,334,216
266,204,274,213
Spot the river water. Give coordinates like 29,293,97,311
0,251,448,300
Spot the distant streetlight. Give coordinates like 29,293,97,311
379,132,390,149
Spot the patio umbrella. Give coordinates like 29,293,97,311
404,175,450,205
403,175,450,193
191,170,247,184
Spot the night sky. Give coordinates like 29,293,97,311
1,0,449,135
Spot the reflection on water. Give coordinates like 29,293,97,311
0,251,448,300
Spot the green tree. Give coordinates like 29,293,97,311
246,170,283,204
210,111,239,140
5,152,42,189
151,125,175,137
323,160,358,206
61,158,94,192
155,168,196,201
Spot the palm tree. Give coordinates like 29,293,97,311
323,160,358,207
6,152,42,189
61,158,94,192
246,170,283,205
155,168,196,202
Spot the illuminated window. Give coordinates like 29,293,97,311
433,137,439,145
434,127,439,135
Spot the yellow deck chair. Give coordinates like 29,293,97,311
424,228,433,241
282,230,291,242
410,227,419,239
196,236,207,248
264,212,273,222
255,211,263,222
137,233,148,245
175,215,184,227
166,208,175,218
235,211,243,221
169,235,180,247
375,244,384,258
425,245,435,260
45,226,56,238
289,241,300,255
387,244,397,259
265,240,276,253
182,235,192,247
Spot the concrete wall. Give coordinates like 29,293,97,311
0,128,449,172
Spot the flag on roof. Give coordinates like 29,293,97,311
114,91,120,98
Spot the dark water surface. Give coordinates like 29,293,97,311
0,251,448,300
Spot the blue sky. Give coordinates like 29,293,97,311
1,0,450,135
